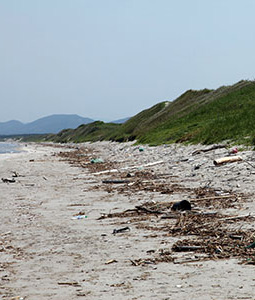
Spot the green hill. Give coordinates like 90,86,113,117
48,80,255,146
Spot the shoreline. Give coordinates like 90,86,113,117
0,142,254,299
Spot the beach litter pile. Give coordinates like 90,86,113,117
57,143,255,266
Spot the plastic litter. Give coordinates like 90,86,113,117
72,215,88,220
90,158,104,164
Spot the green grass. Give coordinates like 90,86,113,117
50,121,120,143
138,81,255,145
37,80,255,146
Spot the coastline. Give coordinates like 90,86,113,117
0,142,254,299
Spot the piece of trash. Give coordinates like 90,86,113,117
105,259,117,265
90,158,104,164
1,178,16,183
171,200,191,211
213,156,242,165
229,147,238,154
139,147,144,152
215,246,223,254
229,235,243,240
176,285,182,288
112,226,130,234
245,241,255,249
71,215,88,220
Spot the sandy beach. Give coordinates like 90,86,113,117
0,142,255,300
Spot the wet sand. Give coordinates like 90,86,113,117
0,142,254,299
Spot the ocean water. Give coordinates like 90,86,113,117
0,142,21,154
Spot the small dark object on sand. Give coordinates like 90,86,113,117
171,200,191,211
2,178,16,183
112,226,130,234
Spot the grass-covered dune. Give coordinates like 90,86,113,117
47,80,255,145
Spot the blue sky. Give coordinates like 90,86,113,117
0,0,255,122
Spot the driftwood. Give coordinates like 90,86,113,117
102,180,130,184
93,160,164,175
105,259,118,264
135,205,163,215
192,144,226,155
112,227,130,234
58,281,80,286
173,245,204,252
213,156,242,165
191,195,235,202
218,214,253,221
173,256,209,264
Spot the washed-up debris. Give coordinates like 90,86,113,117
192,144,226,155
57,281,81,287
72,214,88,220
135,205,163,215
213,155,242,165
172,245,204,252
105,259,118,264
90,158,104,164
92,160,164,175
102,179,130,184
1,177,16,183
54,144,254,265
112,226,130,234
12,171,24,177
229,147,238,154
245,241,255,249
171,200,191,211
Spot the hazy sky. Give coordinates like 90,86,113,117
1,0,255,123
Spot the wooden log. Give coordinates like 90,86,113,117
192,144,226,155
135,205,162,215
102,180,130,184
213,155,242,165
173,245,204,252
191,195,235,202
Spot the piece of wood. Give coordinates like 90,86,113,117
112,227,130,234
191,195,235,202
105,259,118,264
58,281,80,286
192,144,226,155
102,180,130,184
93,160,164,175
219,214,253,221
135,205,162,215
213,156,242,165
173,245,204,252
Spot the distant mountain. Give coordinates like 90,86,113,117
111,117,130,124
0,114,94,135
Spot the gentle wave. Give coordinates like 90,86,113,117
0,142,21,154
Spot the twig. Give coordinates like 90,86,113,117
135,205,163,215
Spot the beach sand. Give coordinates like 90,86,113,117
0,142,254,299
